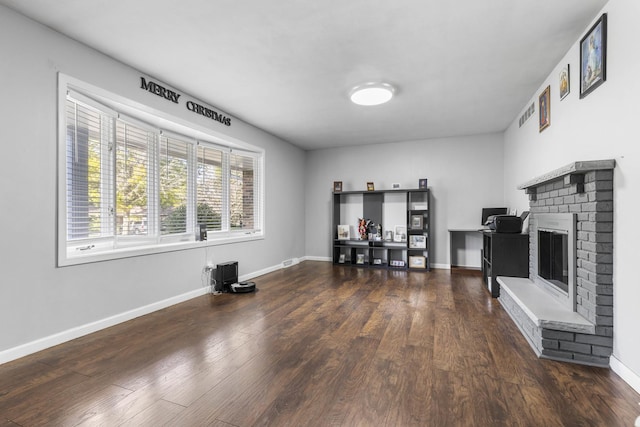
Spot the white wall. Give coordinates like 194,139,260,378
304,133,505,267
503,0,640,390
0,7,306,361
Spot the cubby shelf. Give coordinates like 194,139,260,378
332,188,430,271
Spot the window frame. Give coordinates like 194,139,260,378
57,74,265,267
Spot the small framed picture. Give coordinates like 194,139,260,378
384,230,394,241
338,254,346,263
356,253,365,264
373,258,382,265
580,13,607,99
392,183,401,189
539,85,550,132
410,214,423,230
559,64,570,100
367,182,375,191
393,225,407,242
337,225,350,240
409,256,426,269
409,235,426,249
333,181,343,192
418,178,428,189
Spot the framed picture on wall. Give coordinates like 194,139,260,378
333,181,343,192
539,86,550,132
580,13,607,99
559,64,570,100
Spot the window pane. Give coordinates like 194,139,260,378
229,152,256,230
160,136,190,235
197,146,223,231
115,121,152,236
66,99,113,240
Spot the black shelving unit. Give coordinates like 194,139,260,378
406,190,430,271
332,188,430,271
481,230,529,297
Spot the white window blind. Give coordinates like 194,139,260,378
65,98,114,241
115,120,154,237
159,134,191,235
229,151,261,232
196,144,224,231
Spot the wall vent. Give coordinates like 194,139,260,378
282,258,298,268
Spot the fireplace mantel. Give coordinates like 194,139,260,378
518,159,615,191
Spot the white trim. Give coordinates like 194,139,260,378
447,264,481,270
0,287,208,365
0,259,290,365
430,262,449,270
302,256,448,269
610,355,640,395
304,255,332,262
61,233,263,267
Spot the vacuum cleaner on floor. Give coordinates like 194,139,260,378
214,261,256,293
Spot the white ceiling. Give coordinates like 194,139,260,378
1,0,608,150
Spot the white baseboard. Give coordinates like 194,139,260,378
0,256,520,369
0,287,208,365
239,264,280,282
448,264,482,270
302,256,452,271
0,258,306,365
302,255,331,262
431,262,449,270
610,355,640,395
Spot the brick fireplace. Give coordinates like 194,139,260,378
498,160,615,367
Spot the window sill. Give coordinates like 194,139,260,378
59,232,263,267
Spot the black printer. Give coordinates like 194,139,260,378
485,214,523,233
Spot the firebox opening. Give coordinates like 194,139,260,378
538,229,569,294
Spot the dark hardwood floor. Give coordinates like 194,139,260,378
1,261,639,426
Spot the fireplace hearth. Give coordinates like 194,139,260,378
498,160,615,367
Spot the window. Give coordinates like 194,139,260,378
159,134,190,235
115,120,154,239
59,80,264,266
196,145,224,232
229,151,260,231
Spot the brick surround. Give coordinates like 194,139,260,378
501,160,615,367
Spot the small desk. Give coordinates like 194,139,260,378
448,228,483,269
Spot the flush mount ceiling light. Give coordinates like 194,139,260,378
349,82,395,106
